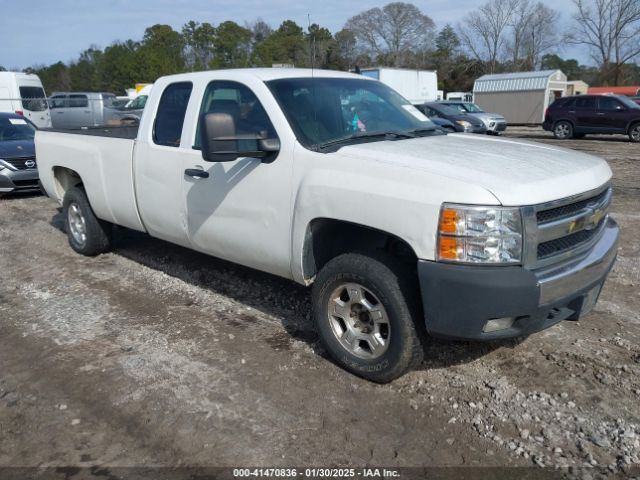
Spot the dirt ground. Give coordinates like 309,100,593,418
0,127,639,479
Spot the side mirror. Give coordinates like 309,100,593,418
616,105,625,111
199,112,280,163
200,112,240,162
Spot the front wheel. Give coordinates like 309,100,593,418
312,253,424,383
629,123,640,143
63,186,112,256
553,121,573,139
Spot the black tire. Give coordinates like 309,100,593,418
553,121,573,139
629,123,640,143
312,252,424,383
62,186,112,256
444,126,456,133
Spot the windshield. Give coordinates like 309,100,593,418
435,104,465,116
126,95,148,110
0,117,36,141
617,95,640,109
267,77,435,148
462,102,484,113
444,103,468,114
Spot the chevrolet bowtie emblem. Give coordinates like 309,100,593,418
568,207,604,234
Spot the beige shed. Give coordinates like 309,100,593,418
472,70,567,124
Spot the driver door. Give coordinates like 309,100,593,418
182,80,293,278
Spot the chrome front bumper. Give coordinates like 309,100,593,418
537,217,619,305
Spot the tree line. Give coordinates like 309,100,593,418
1,0,639,96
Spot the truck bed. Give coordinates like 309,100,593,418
36,128,145,233
41,125,139,139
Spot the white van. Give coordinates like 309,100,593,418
0,72,52,128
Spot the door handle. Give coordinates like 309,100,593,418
185,168,209,178
597,112,605,115
568,110,576,114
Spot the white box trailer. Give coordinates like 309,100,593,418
360,68,438,104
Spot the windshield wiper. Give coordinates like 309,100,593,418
315,130,418,151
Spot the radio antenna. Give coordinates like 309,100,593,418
308,13,318,139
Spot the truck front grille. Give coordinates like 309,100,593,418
2,157,37,170
536,188,609,224
524,184,612,269
537,228,601,259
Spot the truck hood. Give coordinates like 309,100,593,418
337,134,611,206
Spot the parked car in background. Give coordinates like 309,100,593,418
415,102,487,134
440,101,507,135
543,94,640,142
0,72,51,129
0,112,39,195
49,92,116,129
103,85,152,126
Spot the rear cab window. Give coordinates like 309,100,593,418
69,94,88,108
153,82,193,147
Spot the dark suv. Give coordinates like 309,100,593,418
543,94,640,142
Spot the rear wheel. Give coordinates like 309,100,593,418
629,123,640,143
553,121,573,139
312,252,424,383
63,186,112,256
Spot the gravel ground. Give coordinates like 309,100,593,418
0,127,639,479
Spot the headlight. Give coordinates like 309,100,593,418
456,120,472,128
437,204,523,264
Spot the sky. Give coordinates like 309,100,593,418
0,0,589,70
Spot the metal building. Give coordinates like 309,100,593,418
473,70,567,124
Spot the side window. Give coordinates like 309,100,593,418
575,97,596,109
69,94,88,108
153,82,193,147
49,95,67,109
599,97,623,111
195,80,276,149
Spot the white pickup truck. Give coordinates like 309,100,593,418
36,68,619,382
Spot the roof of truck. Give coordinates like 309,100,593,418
159,68,366,83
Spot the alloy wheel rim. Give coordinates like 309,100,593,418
632,126,640,141
327,283,391,360
556,124,569,138
68,203,87,247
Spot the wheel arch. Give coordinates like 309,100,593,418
52,166,84,200
301,218,419,284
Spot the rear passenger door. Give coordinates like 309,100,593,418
574,96,597,131
67,94,92,127
134,81,194,248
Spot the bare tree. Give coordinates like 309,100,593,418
458,0,519,73
567,0,640,84
345,2,435,67
506,1,560,69
522,3,560,69
460,0,559,72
